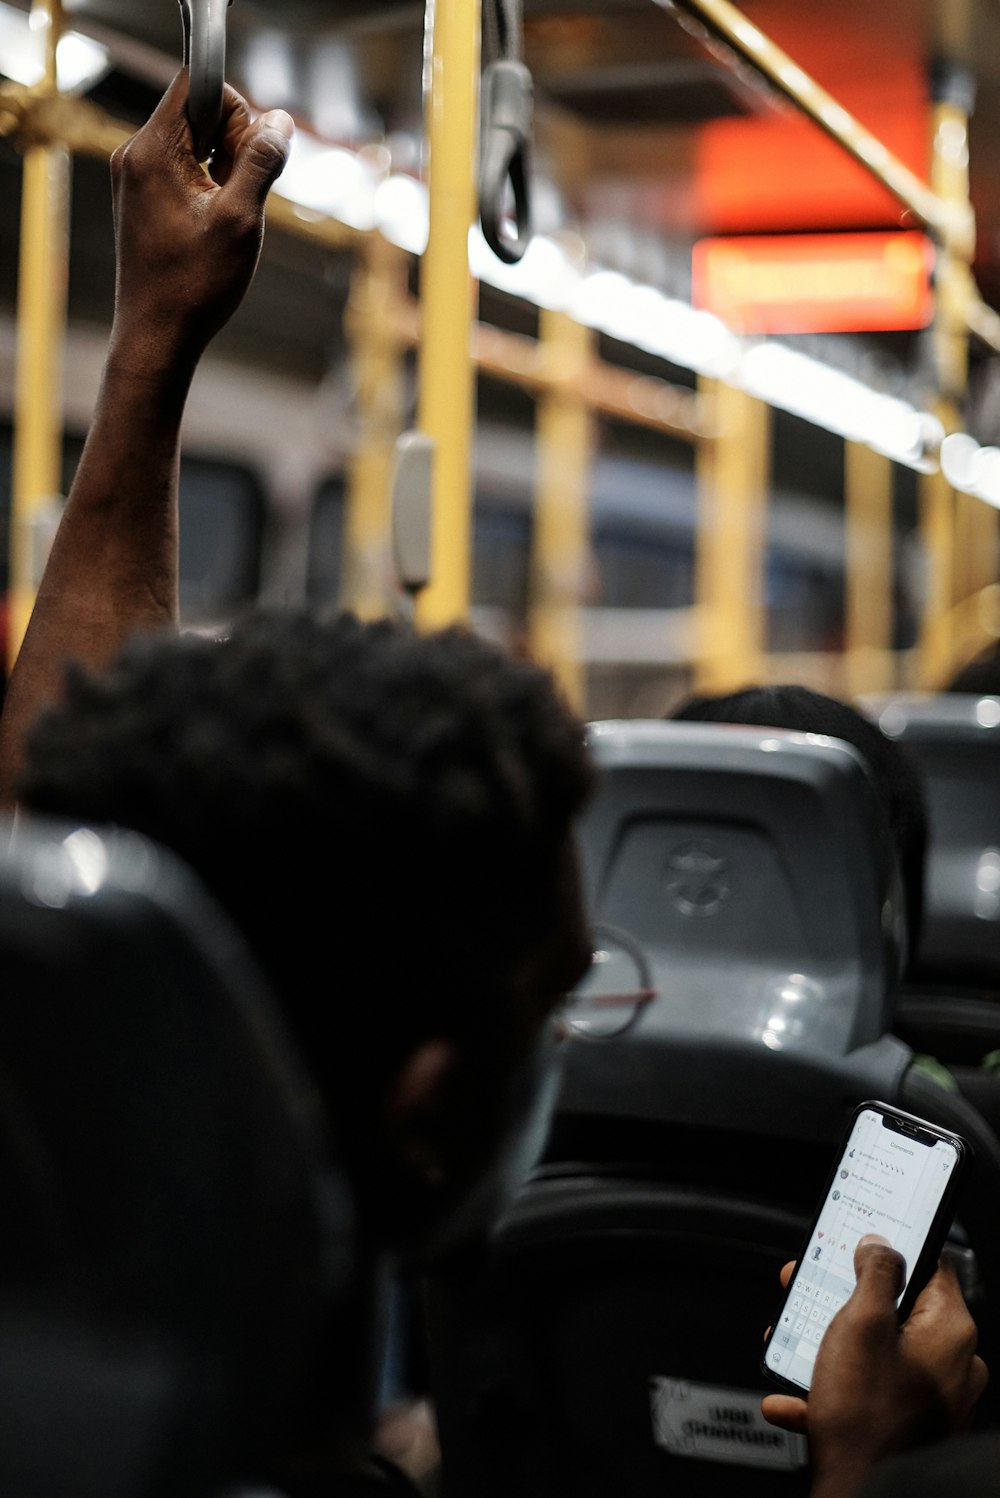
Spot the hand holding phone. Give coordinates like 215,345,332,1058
763,1238,987,1498
760,1102,988,1498
763,1102,966,1394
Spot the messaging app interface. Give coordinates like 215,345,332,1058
765,1108,958,1391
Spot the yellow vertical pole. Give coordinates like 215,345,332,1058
529,308,595,713
920,454,956,688
844,441,894,696
694,378,769,693
919,88,974,687
10,0,69,666
933,14,996,606
966,483,999,600
342,235,409,618
413,0,481,629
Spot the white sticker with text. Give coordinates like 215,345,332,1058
650,1377,808,1470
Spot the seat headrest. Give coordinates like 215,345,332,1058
577,722,901,1059
871,694,1000,984
0,816,357,1498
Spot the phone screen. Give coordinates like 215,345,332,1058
763,1105,961,1392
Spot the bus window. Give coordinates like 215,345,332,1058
177,459,265,622
473,504,531,617
591,419,697,611
307,476,346,608
768,409,845,653
593,522,693,609
893,462,920,652
62,440,265,626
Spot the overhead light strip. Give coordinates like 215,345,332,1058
0,0,108,93
0,19,963,485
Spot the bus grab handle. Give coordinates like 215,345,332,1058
479,59,533,266
179,0,234,161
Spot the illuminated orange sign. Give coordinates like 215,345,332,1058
692,232,934,335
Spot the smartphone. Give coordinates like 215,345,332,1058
762,1100,966,1395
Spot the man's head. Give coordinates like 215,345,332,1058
21,612,594,1249
671,684,928,959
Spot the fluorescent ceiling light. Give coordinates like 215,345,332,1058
940,432,980,491
273,134,376,230
243,29,295,110
266,118,950,474
55,31,109,94
942,432,1000,509
0,2,977,490
375,175,428,255
470,227,578,310
740,342,940,469
0,2,108,92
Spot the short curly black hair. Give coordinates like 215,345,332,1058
21,612,593,1097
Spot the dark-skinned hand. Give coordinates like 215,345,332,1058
763,1234,987,1498
109,70,293,375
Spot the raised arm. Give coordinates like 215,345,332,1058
0,72,293,806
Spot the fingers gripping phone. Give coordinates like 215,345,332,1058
762,1100,967,1395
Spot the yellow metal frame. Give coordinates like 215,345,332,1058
413,0,481,630
529,308,596,711
694,378,768,693
670,0,999,694
666,0,975,260
844,442,894,698
4,0,1000,700
342,235,410,619
9,0,69,665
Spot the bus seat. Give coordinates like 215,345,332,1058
873,694,1000,991
577,721,902,1060
428,1037,1000,1498
0,817,355,1498
867,694,1000,1069
427,725,1000,1494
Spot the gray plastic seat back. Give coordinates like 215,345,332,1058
578,722,900,1067
0,817,356,1498
873,694,1000,984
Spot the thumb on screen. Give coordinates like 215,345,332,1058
852,1234,905,1311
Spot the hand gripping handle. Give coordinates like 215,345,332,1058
179,0,234,161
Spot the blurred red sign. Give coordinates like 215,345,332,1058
692,232,934,334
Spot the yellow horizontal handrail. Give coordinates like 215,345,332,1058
660,0,971,254
660,0,1000,359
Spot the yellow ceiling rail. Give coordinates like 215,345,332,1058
265,192,359,252
659,0,972,256
0,80,130,156
660,0,1000,362
470,320,709,441
663,0,1000,693
2,64,707,453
